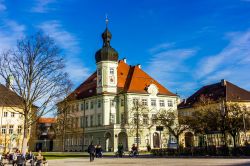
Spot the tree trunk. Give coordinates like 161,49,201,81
233,134,237,148
22,119,29,154
176,135,180,155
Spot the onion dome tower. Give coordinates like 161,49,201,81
95,20,118,63
96,17,118,94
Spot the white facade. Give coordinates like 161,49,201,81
0,107,24,152
55,26,179,152
97,61,118,94
59,84,179,152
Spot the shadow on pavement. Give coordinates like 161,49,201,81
227,162,250,166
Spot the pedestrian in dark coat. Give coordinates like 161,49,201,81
88,142,96,162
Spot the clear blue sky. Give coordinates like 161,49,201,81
1,0,250,98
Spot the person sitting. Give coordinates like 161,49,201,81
97,145,103,158
35,150,43,166
26,151,35,166
16,150,25,166
95,145,100,158
131,144,138,156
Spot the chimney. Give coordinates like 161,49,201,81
123,58,127,63
137,64,141,69
221,79,226,86
184,99,186,104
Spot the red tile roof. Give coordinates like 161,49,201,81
68,60,176,100
38,117,56,124
178,80,250,109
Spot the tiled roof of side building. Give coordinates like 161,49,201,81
68,59,176,100
0,84,24,106
38,117,56,124
178,80,250,109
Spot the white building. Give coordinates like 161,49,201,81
55,24,179,152
0,84,25,152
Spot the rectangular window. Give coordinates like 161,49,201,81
142,99,148,106
110,114,115,124
111,100,115,107
133,98,139,105
76,104,79,111
151,99,156,106
98,114,101,126
168,100,173,107
85,102,89,110
9,125,14,134
90,101,94,109
81,103,84,111
159,100,165,107
143,114,148,125
75,117,79,128
110,68,114,75
90,115,93,127
80,116,84,128
85,116,88,127
120,99,124,107
133,113,138,124
18,126,22,134
1,126,6,134
11,112,15,117
121,113,125,124
152,114,157,124
97,100,101,108
3,112,8,117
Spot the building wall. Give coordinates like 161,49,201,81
0,106,25,153
55,91,179,152
178,101,250,148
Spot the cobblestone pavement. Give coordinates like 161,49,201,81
47,158,250,166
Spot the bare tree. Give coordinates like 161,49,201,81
156,109,189,148
226,103,250,148
0,32,70,153
128,100,149,150
55,82,80,152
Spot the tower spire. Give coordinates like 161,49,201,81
105,14,109,28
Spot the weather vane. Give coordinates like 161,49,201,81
105,14,109,27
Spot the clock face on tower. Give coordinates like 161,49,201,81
109,76,115,84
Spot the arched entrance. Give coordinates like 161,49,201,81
104,132,112,152
153,132,160,148
185,132,194,147
118,132,128,151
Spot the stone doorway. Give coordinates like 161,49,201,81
185,132,194,147
118,132,128,151
153,132,160,148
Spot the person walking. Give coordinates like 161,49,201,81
88,142,96,162
117,143,124,157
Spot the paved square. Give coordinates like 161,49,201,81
47,158,250,166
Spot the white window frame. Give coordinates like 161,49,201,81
3,112,8,117
151,99,156,107
142,99,148,106
159,100,165,107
